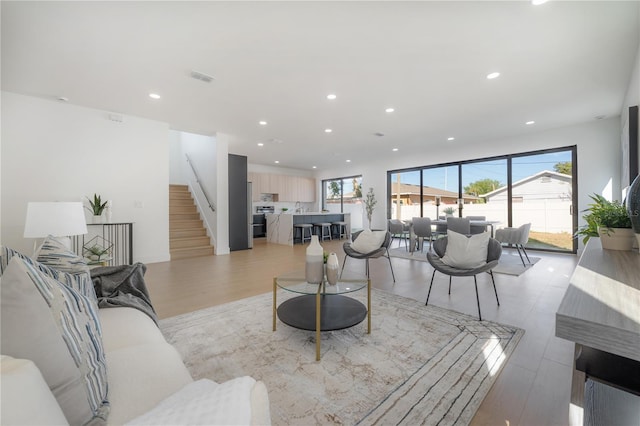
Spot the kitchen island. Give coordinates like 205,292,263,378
266,212,351,246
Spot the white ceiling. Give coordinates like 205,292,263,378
2,1,639,171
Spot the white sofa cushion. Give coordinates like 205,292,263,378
0,257,109,425
0,355,69,425
99,307,166,352
125,377,256,425
106,342,193,425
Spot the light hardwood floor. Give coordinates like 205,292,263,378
146,237,579,426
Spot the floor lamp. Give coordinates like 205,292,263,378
23,202,88,254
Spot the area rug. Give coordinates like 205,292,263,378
492,252,541,276
388,247,540,277
160,289,523,425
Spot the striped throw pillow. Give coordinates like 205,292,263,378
0,245,97,304
1,257,109,425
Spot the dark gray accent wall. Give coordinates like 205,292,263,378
228,154,248,251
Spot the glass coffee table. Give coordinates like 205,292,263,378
273,271,371,361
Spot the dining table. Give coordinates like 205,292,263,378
404,218,501,253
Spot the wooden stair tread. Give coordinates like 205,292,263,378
169,184,214,259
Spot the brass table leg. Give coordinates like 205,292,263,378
367,278,371,334
272,278,277,331
316,285,321,361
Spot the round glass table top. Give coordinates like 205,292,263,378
275,270,368,295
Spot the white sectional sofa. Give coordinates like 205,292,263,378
0,239,270,425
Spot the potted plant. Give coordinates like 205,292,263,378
86,194,108,224
575,194,634,250
364,188,377,229
442,206,456,217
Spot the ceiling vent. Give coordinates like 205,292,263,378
190,70,215,83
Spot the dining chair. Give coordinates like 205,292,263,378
388,219,409,250
495,223,532,266
446,217,470,235
411,217,433,252
466,215,487,235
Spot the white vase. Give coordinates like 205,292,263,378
92,214,103,224
105,200,113,223
326,252,339,285
305,235,324,284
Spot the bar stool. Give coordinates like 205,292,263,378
332,221,347,240
314,222,332,241
294,224,313,244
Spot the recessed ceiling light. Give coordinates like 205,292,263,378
486,72,500,80
385,108,395,113
274,160,279,164
346,159,351,163
392,148,399,152
57,96,69,102
447,137,455,141
595,115,606,120
259,121,267,126
526,121,535,125
325,128,332,133
327,94,337,100
531,0,548,5
312,166,317,169
149,93,161,99
257,143,264,147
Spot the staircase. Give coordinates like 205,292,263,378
169,184,214,260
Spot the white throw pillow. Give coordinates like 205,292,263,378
441,230,490,269
351,229,386,254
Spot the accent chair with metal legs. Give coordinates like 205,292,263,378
341,230,396,282
495,223,532,267
388,219,409,250
425,236,502,321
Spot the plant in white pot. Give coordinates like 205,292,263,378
575,194,634,250
364,188,377,230
86,194,108,224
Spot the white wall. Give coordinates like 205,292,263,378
215,133,230,254
314,117,621,250
621,42,640,184
1,92,171,263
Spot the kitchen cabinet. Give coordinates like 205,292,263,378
247,173,316,202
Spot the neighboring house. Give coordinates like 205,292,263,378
482,170,572,203
390,183,480,206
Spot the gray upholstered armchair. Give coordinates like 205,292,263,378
341,230,396,282
494,223,531,267
426,236,501,321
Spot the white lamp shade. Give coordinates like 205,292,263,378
24,202,88,238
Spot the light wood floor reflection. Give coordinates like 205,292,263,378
146,237,579,426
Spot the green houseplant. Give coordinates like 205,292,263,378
575,194,634,250
86,194,108,224
442,206,456,216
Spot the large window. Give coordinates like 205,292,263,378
387,146,577,253
322,175,363,229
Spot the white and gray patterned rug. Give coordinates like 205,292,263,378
160,289,523,425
